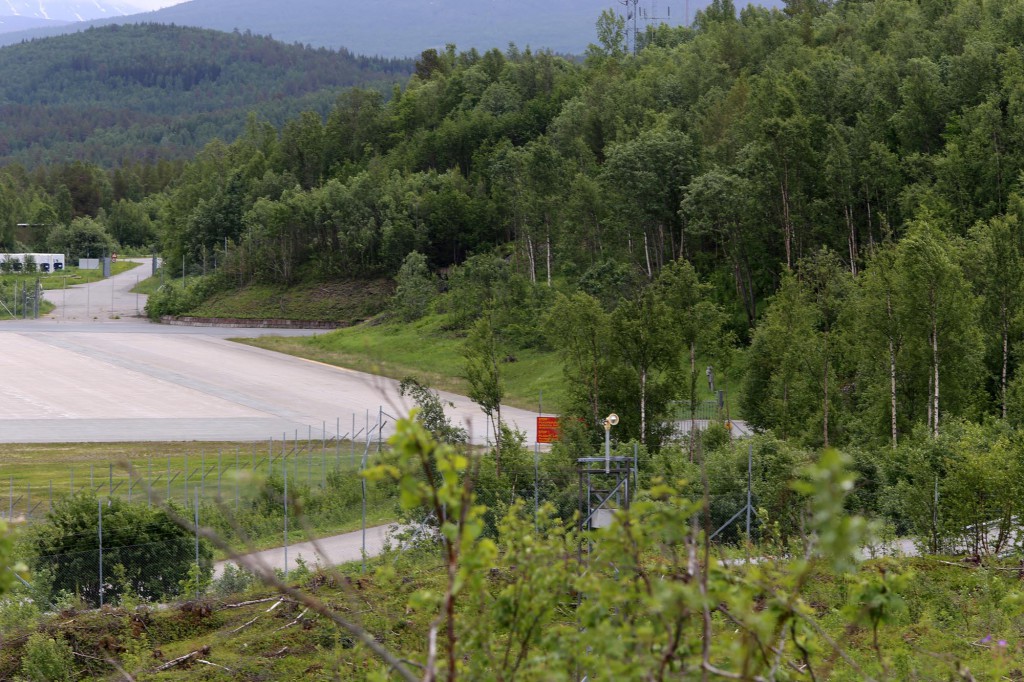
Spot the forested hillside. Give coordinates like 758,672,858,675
0,23,412,165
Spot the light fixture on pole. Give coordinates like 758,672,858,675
603,413,618,473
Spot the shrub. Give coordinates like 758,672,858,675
144,274,226,319
19,634,74,682
26,492,212,607
211,563,257,596
390,251,436,321
46,217,115,261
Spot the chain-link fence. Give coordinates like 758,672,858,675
30,538,201,608
2,413,396,524
3,411,404,607
0,277,43,319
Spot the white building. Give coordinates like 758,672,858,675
0,253,66,272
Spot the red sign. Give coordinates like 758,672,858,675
536,416,560,444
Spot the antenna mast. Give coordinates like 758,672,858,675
628,2,677,52
619,0,640,54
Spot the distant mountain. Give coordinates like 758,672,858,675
0,0,140,31
0,0,785,57
0,23,413,166
0,15,69,33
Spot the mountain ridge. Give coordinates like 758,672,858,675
0,0,784,57
0,0,141,24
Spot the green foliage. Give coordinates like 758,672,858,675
26,492,212,607
18,634,74,682
463,315,506,452
358,410,909,679
698,434,810,543
398,376,468,444
211,563,257,596
744,250,851,446
11,9,1024,641
545,291,613,425
390,251,436,322
106,200,155,248
143,274,228,319
0,519,23,598
45,217,116,261
879,420,1024,555
441,253,511,330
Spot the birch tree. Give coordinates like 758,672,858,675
963,214,1024,419
896,219,983,437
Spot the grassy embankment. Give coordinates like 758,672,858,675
240,313,567,413
133,271,745,415
135,269,393,323
241,313,746,416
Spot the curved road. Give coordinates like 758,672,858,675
0,262,547,445
42,257,156,323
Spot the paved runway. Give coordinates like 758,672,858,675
0,261,544,444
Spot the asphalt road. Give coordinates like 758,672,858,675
0,261,546,444
213,523,398,578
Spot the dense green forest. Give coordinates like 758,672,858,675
140,0,1024,450
0,23,413,165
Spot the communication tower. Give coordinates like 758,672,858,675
622,1,679,53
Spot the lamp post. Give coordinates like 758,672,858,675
603,413,619,473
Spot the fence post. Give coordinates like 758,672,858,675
98,499,104,607
167,456,171,502
9,477,12,521
362,470,367,574
746,442,753,542
362,432,369,574
534,442,539,530
235,448,240,512
201,449,206,498
147,457,152,507
194,488,200,599
283,453,289,579
26,485,30,521
217,449,222,500
184,452,189,505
